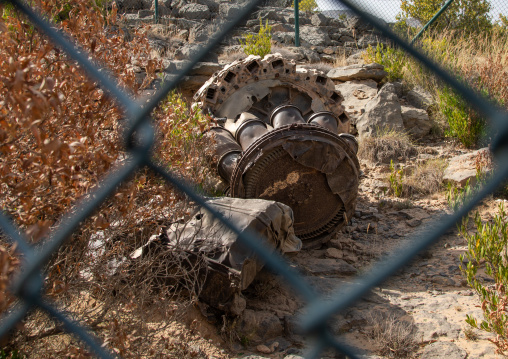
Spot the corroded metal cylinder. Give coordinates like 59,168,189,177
339,133,359,154
235,119,269,151
307,111,339,133
270,105,305,128
205,127,243,183
218,151,241,184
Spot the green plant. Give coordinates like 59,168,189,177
459,204,508,354
363,43,406,81
399,0,493,35
463,326,479,341
291,0,317,12
0,349,24,359
389,160,404,198
438,86,486,148
239,18,272,58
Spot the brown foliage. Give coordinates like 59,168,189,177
0,1,215,356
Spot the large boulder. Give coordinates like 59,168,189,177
116,0,151,11
178,3,210,20
406,85,434,110
219,3,243,19
443,147,490,187
188,23,210,43
335,79,378,122
311,12,329,26
299,26,331,47
401,105,432,138
327,63,387,82
356,83,404,138
421,342,466,359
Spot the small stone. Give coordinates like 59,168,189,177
325,247,343,259
431,275,456,286
256,344,272,354
304,258,357,275
406,218,422,227
421,341,466,359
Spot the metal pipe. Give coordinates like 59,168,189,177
218,151,241,184
307,111,339,133
410,0,454,45
235,119,269,150
270,105,305,128
154,0,158,24
204,127,243,182
294,0,300,47
339,133,359,154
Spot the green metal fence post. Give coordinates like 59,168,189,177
295,0,300,47
410,0,454,45
154,0,158,24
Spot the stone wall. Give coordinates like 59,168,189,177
118,0,386,64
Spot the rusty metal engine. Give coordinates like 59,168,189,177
194,54,360,248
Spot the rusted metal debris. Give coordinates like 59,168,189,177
196,53,360,248
132,197,301,314
133,54,360,312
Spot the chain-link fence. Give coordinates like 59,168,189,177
1,0,508,358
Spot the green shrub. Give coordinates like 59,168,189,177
437,86,486,148
399,0,492,35
459,204,508,354
292,0,317,12
389,160,404,197
240,19,272,58
363,43,406,81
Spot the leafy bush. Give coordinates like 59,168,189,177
437,86,486,148
240,18,272,57
389,160,404,198
292,0,317,12
459,205,508,354
363,43,406,81
365,29,507,148
399,0,493,34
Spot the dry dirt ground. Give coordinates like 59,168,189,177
165,136,505,359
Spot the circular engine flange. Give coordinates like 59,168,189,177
230,123,360,248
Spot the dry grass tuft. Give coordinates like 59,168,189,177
402,159,447,197
463,326,479,341
359,130,418,164
367,313,418,358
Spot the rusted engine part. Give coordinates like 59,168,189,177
233,124,359,247
205,110,359,248
194,53,350,133
131,197,301,315
196,53,359,248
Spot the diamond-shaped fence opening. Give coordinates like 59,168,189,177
1,0,508,358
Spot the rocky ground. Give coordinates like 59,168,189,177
111,5,505,358
167,137,504,359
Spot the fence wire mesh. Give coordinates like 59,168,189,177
1,0,508,358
